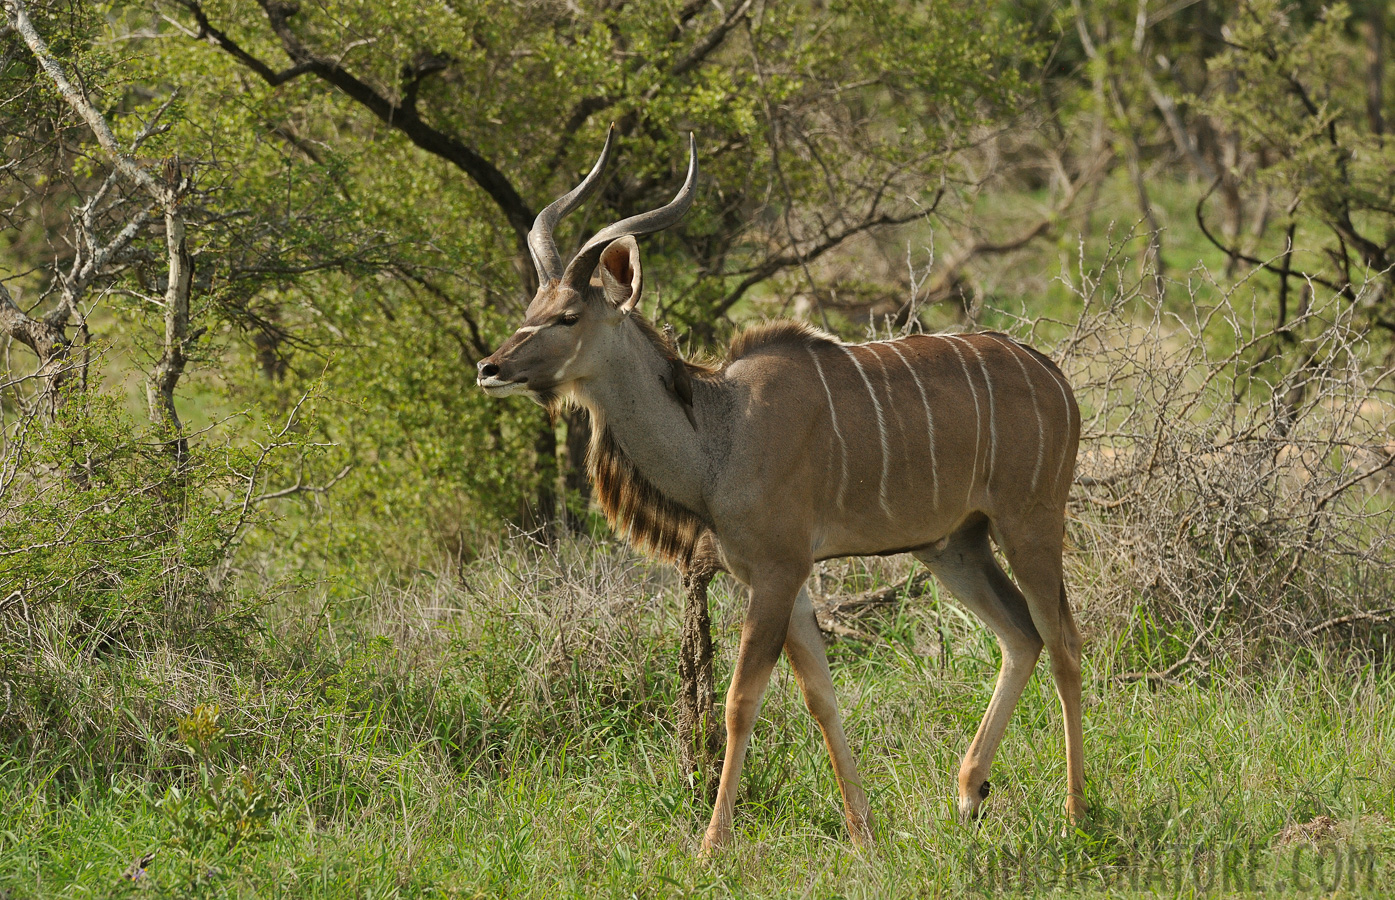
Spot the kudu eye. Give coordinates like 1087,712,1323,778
559,311,580,326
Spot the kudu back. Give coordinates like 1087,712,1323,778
478,129,1084,853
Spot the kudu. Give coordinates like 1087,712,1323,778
477,129,1084,852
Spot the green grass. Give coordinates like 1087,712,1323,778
2,541,1394,898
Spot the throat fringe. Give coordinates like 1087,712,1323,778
589,425,705,563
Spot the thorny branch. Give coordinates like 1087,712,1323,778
1053,240,1395,678
223,387,350,552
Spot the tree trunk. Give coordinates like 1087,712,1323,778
1120,128,1166,297
1360,0,1385,139
1220,126,1244,279
562,407,592,528
147,209,193,464
520,423,560,537
677,531,724,799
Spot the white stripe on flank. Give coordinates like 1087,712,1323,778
808,346,850,510
937,335,983,507
986,335,1045,492
949,335,997,486
866,343,909,455
840,344,893,516
1015,342,1074,490
885,341,940,508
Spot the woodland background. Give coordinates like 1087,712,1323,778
2,0,1395,895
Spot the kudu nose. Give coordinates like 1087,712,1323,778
478,360,500,379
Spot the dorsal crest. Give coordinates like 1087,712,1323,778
727,320,839,361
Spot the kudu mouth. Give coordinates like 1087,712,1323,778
476,321,556,395
475,357,530,396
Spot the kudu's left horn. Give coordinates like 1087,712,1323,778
527,124,617,284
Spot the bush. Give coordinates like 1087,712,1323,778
0,388,263,767
1038,251,1395,678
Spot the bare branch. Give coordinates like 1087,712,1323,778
712,207,933,319
221,385,345,550
252,462,351,504
1306,608,1395,635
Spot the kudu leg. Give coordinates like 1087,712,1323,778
997,530,1086,827
701,567,806,855
915,519,1043,823
783,584,873,844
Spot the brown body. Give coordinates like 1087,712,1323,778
479,131,1085,852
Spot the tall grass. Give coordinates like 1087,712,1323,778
2,535,1394,895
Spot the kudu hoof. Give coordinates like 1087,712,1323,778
957,780,991,824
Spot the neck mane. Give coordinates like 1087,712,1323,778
589,422,707,563
552,313,714,564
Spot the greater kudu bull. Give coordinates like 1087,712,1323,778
477,129,1084,853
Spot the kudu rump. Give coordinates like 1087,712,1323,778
477,129,1084,852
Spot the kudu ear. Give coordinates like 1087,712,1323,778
598,236,643,313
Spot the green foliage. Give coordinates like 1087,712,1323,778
0,388,240,632
1202,0,1395,306
162,704,283,860
0,381,355,768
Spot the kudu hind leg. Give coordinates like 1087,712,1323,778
915,520,1043,822
997,525,1086,825
701,566,806,854
784,585,872,844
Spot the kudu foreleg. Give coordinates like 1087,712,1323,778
784,585,873,844
700,567,805,854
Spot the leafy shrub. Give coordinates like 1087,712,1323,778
162,704,282,858
0,389,264,766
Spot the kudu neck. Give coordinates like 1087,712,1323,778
574,316,711,517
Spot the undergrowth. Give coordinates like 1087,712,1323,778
1,535,1393,896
